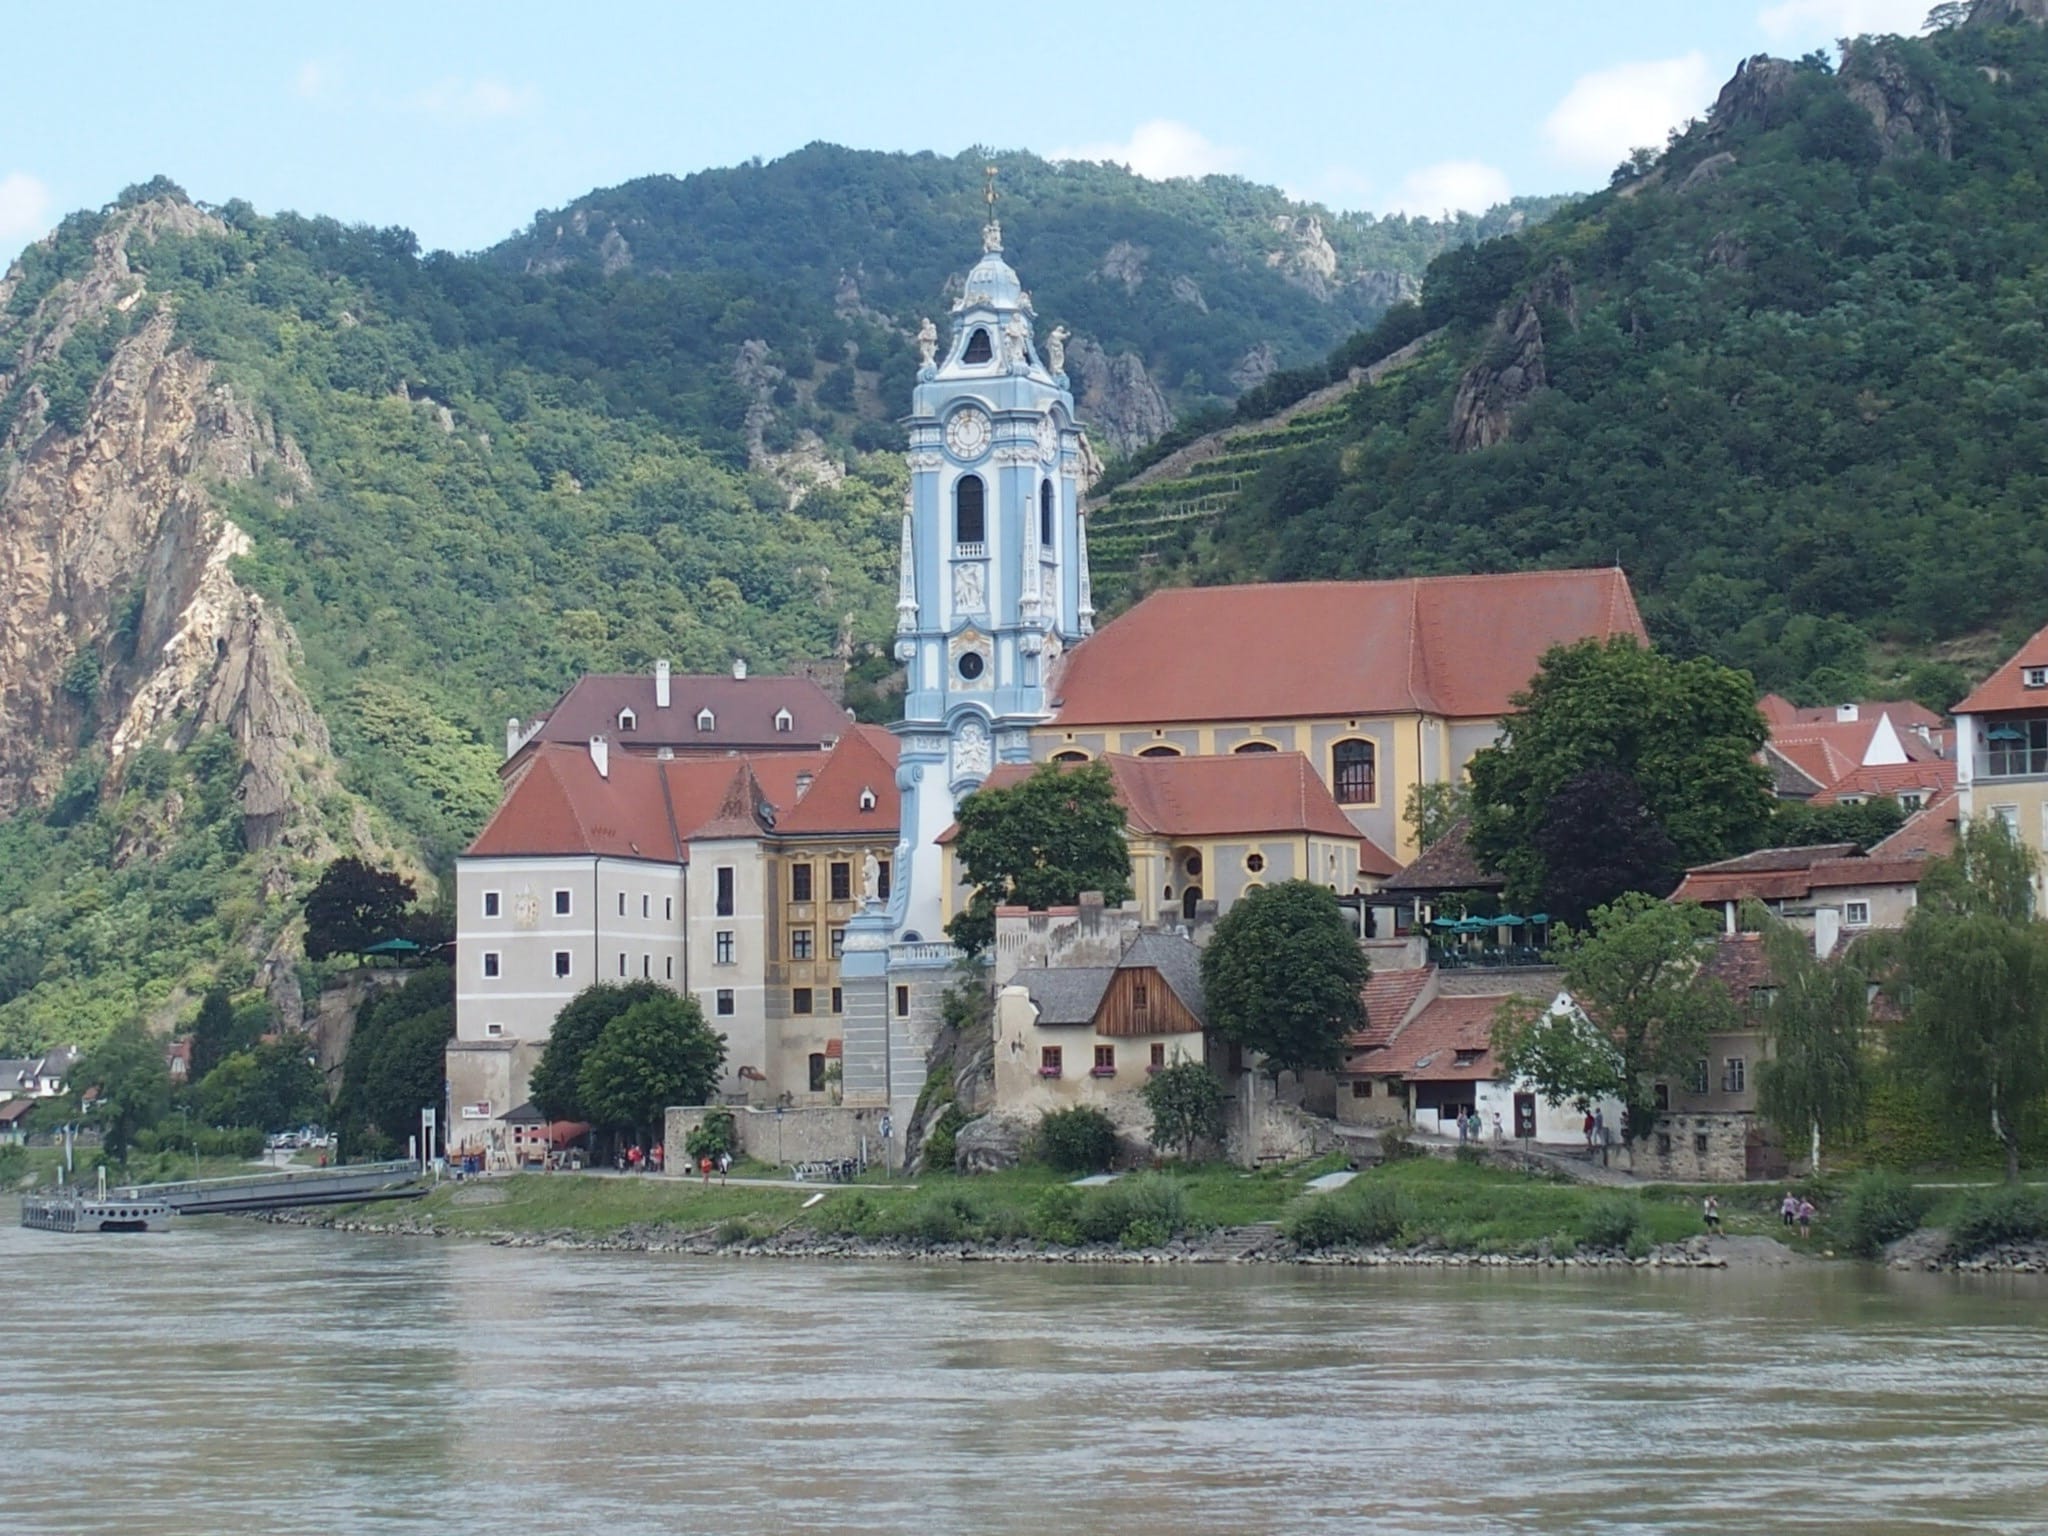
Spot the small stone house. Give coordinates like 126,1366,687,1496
993,931,1209,1114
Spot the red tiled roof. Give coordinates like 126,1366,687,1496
1347,966,1434,1052
1869,791,1959,860
1809,758,1955,806
1956,620,2048,715
1356,994,1509,1082
1671,841,1932,906
521,671,849,754
942,753,1398,876
1379,818,1502,893
1760,694,1946,732
1047,568,1645,726
774,729,902,836
467,745,760,861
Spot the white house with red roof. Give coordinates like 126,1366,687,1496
1955,618,2048,901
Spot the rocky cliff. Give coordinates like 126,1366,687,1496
0,201,337,851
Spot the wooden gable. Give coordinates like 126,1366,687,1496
1094,966,1203,1038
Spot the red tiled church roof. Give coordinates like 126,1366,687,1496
1047,568,1645,727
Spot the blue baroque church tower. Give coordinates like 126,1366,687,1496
841,188,1094,1118
889,199,1094,942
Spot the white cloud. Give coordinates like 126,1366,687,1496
409,76,539,121
1543,53,1717,170
1385,160,1513,217
1758,0,1933,41
0,172,52,246
294,60,339,101
1050,119,1245,181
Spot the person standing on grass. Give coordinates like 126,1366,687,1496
700,1153,713,1186
1702,1195,1721,1234
1782,1191,1799,1227
1797,1198,1816,1239
717,1149,731,1185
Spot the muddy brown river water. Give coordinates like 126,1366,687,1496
4,1213,2046,1534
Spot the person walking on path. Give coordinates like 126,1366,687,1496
1458,1112,1469,1144
717,1150,731,1185
1702,1195,1722,1234
1593,1108,1609,1166
651,1143,664,1174
1490,1112,1505,1149
1582,1111,1596,1152
627,1144,643,1174
1796,1198,1816,1239
699,1154,713,1186
1466,1110,1482,1145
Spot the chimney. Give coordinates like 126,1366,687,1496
655,659,671,709
588,735,609,779
506,717,522,760
1836,703,1859,723
732,657,748,680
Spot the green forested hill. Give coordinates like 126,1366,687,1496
0,152,1541,1050
1094,12,2048,706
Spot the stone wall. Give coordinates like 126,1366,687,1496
665,1103,894,1173
1228,1072,1341,1167
1632,1111,1750,1182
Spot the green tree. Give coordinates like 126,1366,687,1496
196,1036,325,1132
1529,765,1681,926
529,981,672,1123
332,965,453,1155
303,857,417,961
1752,908,1870,1175
1891,819,2048,1182
1139,1055,1227,1161
1201,881,1368,1078
75,1018,171,1161
578,995,727,1143
1468,639,1772,909
1495,892,1735,1143
187,985,259,1082
945,761,1131,953
1403,781,1471,852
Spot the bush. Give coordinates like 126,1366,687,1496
1454,1143,1486,1167
1032,1105,1118,1173
921,1104,968,1173
1379,1126,1426,1162
0,1145,25,1183
893,1190,982,1245
1282,1181,1411,1251
684,1108,736,1162
714,1217,758,1247
1836,1170,1933,1257
1580,1196,1644,1252
813,1192,873,1235
1947,1186,2048,1258
1121,1217,1171,1250
1028,1185,1085,1246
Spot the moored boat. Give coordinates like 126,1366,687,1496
20,1193,176,1233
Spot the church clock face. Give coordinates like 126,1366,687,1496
944,406,992,460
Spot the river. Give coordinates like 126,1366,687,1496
4,1215,2047,1535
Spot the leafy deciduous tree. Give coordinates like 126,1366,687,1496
1470,640,1772,914
1404,781,1472,853
578,995,727,1143
529,981,673,1124
1494,892,1735,1143
75,1018,172,1161
1201,881,1368,1079
1530,765,1681,927
946,762,1131,953
1139,1055,1227,1161
304,857,417,961
1892,819,2048,1182
1752,908,1870,1176
196,1036,326,1133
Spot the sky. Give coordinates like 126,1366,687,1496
0,0,1941,266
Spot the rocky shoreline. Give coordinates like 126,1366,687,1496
258,1208,1745,1269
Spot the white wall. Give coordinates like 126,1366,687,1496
686,837,770,1095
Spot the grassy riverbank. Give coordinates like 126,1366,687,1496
342,1155,1824,1259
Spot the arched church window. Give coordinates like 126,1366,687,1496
1051,750,1088,764
1332,739,1377,805
963,328,993,365
1234,740,1277,754
1181,886,1203,921
1138,744,1180,758
955,475,985,549
1039,480,1054,549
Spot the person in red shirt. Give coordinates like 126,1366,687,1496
651,1143,665,1173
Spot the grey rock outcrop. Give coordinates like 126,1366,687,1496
954,1112,1028,1173
1448,269,1575,454
1230,341,1279,391
1097,240,1147,293
1841,40,1955,160
1707,55,1804,139
1678,151,1739,195
1966,0,2048,25
1352,269,1422,311
1168,274,1208,313
1266,214,1341,302
1063,335,1173,456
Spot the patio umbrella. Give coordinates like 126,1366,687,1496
363,937,422,956
1493,913,1526,927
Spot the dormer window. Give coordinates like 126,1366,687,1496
617,708,636,731
858,786,877,812
2026,667,2048,689
696,708,715,731
963,328,993,365
775,707,793,733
